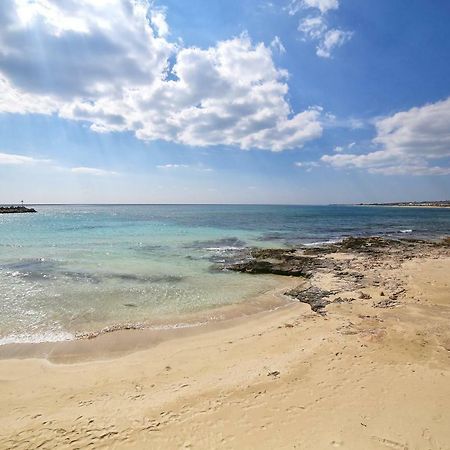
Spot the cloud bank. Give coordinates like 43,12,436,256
322,98,450,175
0,0,323,151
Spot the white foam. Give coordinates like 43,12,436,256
399,229,413,233
302,239,341,247
205,246,244,251
149,321,207,330
0,330,74,346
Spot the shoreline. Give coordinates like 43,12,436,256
354,203,450,209
1,236,449,449
1,236,448,361
0,275,300,363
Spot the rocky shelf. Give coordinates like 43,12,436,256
0,206,37,214
220,236,450,314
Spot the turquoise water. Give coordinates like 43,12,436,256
0,204,449,344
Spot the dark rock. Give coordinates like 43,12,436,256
374,298,399,308
267,370,280,378
302,246,335,256
250,248,296,259
333,296,355,304
227,258,315,277
338,236,393,252
0,205,36,214
224,247,324,277
439,237,450,247
285,286,333,314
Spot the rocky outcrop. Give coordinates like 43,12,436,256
224,248,324,277
284,286,333,314
221,236,450,315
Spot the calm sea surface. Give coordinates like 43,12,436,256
1,204,449,344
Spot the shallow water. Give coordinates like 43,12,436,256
0,204,449,344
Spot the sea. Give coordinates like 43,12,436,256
0,204,449,345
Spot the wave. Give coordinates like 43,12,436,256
0,330,74,346
184,237,247,250
302,239,342,247
205,246,246,251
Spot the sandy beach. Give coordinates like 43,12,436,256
0,238,449,449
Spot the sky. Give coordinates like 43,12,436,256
0,0,449,204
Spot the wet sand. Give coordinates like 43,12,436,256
0,239,449,449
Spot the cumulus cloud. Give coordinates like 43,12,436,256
0,0,323,151
373,97,450,158
321,97,450,175
150,7,169,37
292,0,352,58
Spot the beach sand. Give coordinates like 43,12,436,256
0,242,449,449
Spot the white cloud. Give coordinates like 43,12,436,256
333,145,343,152
0,150,117,175
373,97,450,159
0,0,323,151
298,15,327,40
321,97,450,176
368,164,450,176
316,28,352,58
0,77,59,115
288,0,339,15
0,151,47,165
150,8,169,37
70,167,118,176
156,163,213,172
156,164,189,169
298,16,352,58
292,0,352,58
270,36,286,54
294,160,319,171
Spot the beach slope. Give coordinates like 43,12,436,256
0,238,449,449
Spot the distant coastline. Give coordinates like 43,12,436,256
0,205,36,214
355,200,450,208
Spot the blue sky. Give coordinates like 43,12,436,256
0,0,449,204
